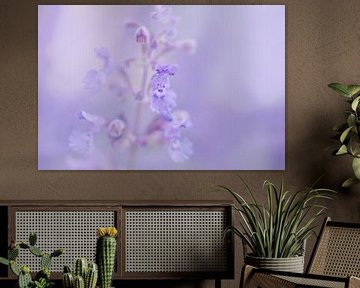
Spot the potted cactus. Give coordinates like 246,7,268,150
0,232,64,288
62,258,98,288
96,227,118,288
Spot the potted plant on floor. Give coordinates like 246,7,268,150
328,82,360,187
220,178,334,273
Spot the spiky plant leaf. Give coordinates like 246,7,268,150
328,83,350,97
221,179,335,258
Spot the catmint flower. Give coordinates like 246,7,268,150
151,90,177,118
155,63,178,75
108,119,126,139
150,64,178,117
164,110,192,139
135,26,150,44
72,6,195,168
151,73,170,97
171,110,192,128
79,110,106,132
168,137,193,162
83,69,106,94
68,130,94,155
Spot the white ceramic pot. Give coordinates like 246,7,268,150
245,254,305,273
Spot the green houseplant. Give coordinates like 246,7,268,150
0,232,63,288
221,179,334,272
328,83,360,187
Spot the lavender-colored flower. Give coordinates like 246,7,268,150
155,63,178,75
68,130,94,155
164,110,192,139
168,137,193,162
71,6,195,168
135,26,150,44
150,64,178,117
171,110,192,128
79,110,106,132
83,69,106,94
107,118,126,139
151,73,170,97
151,90,177,117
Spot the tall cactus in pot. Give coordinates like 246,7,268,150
96,227,118,288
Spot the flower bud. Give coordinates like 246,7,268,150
135,26,150,44
108,119,126,138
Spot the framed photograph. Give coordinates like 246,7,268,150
38,5,285,170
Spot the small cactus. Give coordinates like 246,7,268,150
63,272,74,288
18,269,32,288
0,232,63,288
85,263,98,288
9,246,19,260
74,258,88,279
51,248,64,257
63,260,98,288
29,245,44,257
29,232,37,246
10,260,20,276
41,253,52,270
96,227,118,288
0,257,9,266
74,275,85,288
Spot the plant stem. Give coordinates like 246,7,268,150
127,56,149,169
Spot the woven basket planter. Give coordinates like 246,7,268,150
245,254,305,273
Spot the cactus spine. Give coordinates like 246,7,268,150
96,227,118,288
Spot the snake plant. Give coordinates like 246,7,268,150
221,178,335,258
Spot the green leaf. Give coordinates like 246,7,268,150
347,114,356,128
0,257,9,266
328,83,350,97
340,126,353,143
349,135,360,157
351,96,360,111
342,177,360,188
352,157,360,179
347,85,360,97
336,145,348,155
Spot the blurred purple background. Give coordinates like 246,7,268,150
38,5,285,170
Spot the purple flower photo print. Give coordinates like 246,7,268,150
38,5,285,170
